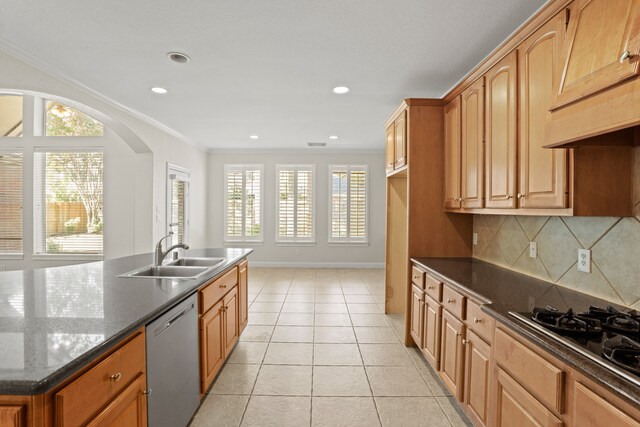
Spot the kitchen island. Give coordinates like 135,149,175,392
0,248,252,426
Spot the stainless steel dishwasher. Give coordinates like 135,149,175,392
146,293,199,427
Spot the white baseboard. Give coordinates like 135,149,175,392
249,261,384,269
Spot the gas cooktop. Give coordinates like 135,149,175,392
510,305,640,387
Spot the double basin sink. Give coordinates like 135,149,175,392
120,257,226,279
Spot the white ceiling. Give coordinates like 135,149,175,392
0,0,546,150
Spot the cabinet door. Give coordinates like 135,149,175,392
239,261,248,332
553,0,640,109
572,381,640,427
463,331,491,427
518,10,568,209
200,299,225,393
439,309,465,400
86,374,147,427
0,406,24,427
422,296,441,370
224,286,239,356
394,112,407,169
485,51,518,208
495,368,564,427
410,284,424,347
461,78,484,209
444,97,462,208
386,124,395,173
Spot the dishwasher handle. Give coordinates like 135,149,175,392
154,302,195,337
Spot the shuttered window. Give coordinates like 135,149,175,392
224,164,263,242
34,149,103,254
276,165,315,243
0,152,23,254
167,164,189,247
329,165,368,244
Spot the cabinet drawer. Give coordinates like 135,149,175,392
411,266,425,289
465,300,495,344
425,274,442,302
442,285,465,320
200,267,238,315
55,331,146,426
494,327,564,414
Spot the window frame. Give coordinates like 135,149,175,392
0,150,24,257
328,164,369,245
166,163,190,247
275,164,316,245
223,164,264,244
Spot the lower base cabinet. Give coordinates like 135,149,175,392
463,330,491,427
422,295,441,369
86,374,147,427
495,368,564,427
439,310,465,400
238,260,248,333
571,381,639,427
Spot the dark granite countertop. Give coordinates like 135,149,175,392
411,257,640,407
0,248,252,395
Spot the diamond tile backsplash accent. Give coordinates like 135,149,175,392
473,148,640,310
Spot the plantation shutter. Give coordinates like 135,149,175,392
224,165,263,242
33,149,103,255
167,165,190,247
276,165,315,242
0,152,23,254
329,165,368,243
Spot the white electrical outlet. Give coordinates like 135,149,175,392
529,242,537,259
578,249,591,273
472,233,478,246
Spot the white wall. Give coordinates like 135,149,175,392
0,48,210,270
208,150,385,267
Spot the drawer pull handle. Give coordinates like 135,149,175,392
474,317,482,324
109,373,122,382
447,298,455,304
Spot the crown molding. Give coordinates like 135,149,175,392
0,38,207,151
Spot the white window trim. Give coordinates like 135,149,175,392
223,164,264,243
166,163,190,245
328,164,369,245
0,149,24,258
275,164,316,245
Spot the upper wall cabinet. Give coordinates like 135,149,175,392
386,110,407,175
485,51,518,209
518,8,569,209
461,78,485,209
444,97,462,208
552,0,640,110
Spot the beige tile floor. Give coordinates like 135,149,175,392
190,268,472,427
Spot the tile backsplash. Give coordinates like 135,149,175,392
473,148,640,310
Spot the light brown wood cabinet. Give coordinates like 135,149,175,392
518,10,569,209
495,368,564,427
444,96,462,209
385,124,395,174
422,295,441,369
461,78,485,209
385,111,407,175
552,0,640,110
238,260,248,333
410,284,424,346
86,374,147,427
0,406,25,427
463,330,491,427
570,379,640,427
485,50,518,209
440,309,465,400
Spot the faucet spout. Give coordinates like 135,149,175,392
154,232,189,266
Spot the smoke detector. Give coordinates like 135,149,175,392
167,52,190,64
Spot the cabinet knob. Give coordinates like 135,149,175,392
220,284,227,288
462,339,467,345
517,193,524,199
109,372,122,382
428,286,435,290
620,50,633,63
413,275,420,280
447,298,455,304
474,317,482,324
143,389,152,396
507,195,513,199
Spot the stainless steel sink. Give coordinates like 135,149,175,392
166,257,226,268
120,265,209,279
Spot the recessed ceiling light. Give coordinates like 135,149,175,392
249,135,259,140
167,52,190,64
329,135,339,140
151,87,168,94
332,86,350,94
